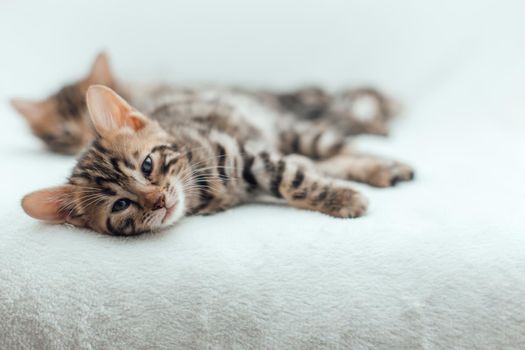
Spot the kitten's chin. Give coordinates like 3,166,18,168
162,205,177,224
160,180,186,228
160,205,184,228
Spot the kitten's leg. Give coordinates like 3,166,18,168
316,153,415,188
279,122,348,159
272,86,400,136
278,124,414,187
242,150,368,218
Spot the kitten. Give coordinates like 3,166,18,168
10,54,115,154
21,85,413,235
11,53,399,155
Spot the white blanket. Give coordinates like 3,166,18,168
1,1,525,349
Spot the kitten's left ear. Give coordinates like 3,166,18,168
87,52,114,86
86,85,148,137
22,185,76,223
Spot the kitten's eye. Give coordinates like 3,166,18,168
141,155,153,177
112,198,131,213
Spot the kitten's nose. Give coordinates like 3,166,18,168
145,192,165,210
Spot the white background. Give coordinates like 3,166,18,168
1,0,524,98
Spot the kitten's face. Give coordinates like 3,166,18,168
22,86,188,235
68,131,188,235
11,53,114,154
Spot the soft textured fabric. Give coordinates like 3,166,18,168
1,1,525,349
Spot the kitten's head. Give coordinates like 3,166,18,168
10,53,115,154
21,86,188,235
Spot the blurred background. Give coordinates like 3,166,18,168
1,0,524,212
2,0,524,99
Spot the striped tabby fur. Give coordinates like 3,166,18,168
21,85,413,235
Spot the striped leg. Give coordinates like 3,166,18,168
272,86,400,136
242,150,368,218
278,122,348,160
316,153,415,188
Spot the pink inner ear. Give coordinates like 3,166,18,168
21,186,73,223
127,114,146,131
86,85,137,136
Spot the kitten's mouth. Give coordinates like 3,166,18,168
162,205,176,224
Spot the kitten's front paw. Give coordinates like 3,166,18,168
324,188,368,218
368,162,415,188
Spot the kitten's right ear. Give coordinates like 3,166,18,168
10,98,44,124
86,85,148,137
87,52,114,86
22,185,76,223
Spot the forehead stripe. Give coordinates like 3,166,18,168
161,158,178,174
101,187,116,196
151,143,178,154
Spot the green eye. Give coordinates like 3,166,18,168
112,198,131,212
141,156,153,177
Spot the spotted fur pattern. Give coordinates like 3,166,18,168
21,85,414,236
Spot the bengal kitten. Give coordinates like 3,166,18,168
11,53,399,155
21,85,413,235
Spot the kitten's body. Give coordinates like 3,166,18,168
22,86,413,235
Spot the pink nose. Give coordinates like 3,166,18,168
153,194,166,210
145,191,165,210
